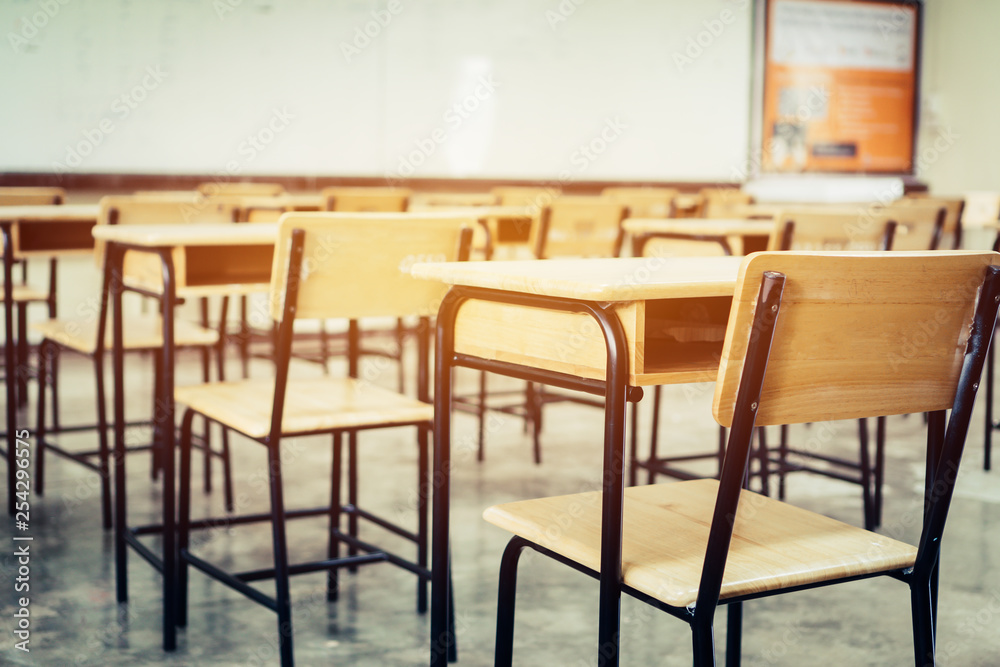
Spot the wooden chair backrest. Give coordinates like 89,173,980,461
535,196,627,259
767,209,894,251
713,251,999,428
878,201,946,251
0,187,65,205
196,182,285,197
602,187,678,218
894,195,964,249
700,187,752,218
321,187,411,212
408,192,497,208
491,186,560,210
269,212,473,322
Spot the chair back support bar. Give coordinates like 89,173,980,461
714,251,1000,428
268,212,474,322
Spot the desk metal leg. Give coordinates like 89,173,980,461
431,294,457,667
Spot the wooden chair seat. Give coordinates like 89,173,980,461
175,376,434,439
9,284,50,302
32,315,218,355
485,478,917,608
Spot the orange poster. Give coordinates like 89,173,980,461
761,0,919,173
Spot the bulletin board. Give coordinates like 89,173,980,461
760,0,921,174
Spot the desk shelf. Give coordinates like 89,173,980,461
453,294,732,387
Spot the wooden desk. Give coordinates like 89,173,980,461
411,255,743,666
624,218,775,256
90,222,278,652
1,204,100,515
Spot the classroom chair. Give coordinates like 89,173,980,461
639,207,909,530
485,250,1000,666
32,195,237,528
174,212,473,666
0,187,66,407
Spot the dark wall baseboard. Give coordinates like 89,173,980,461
0,171,927,195
0,171,740,194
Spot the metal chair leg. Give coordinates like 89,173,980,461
327,431,342,602
647,385,662,485
874,415,887,528
986,331,995,471
494,537,529,667
857,418,876,531
16,302,28,408
35,340,49,499
910,578,935,667
177,408,197,628
477,371,487,462
691,616,717,667
347,431,359,570
267,443,295,667
94,350,112,530
417,424,430,614
725,602,742,667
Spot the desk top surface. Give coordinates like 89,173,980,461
92,222,278,246
411,256,743,301
623,218,775,236
0,204,101,221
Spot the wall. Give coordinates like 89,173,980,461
0,0,755,183
916,0,1000,195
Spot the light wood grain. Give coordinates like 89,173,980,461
32,315,218,354
268,212,474,321
713,251,1000,427
484,478,916,608
175,376,433,439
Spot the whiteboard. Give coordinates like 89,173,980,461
0,0,754,181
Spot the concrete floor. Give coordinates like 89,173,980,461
1,342,999,666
